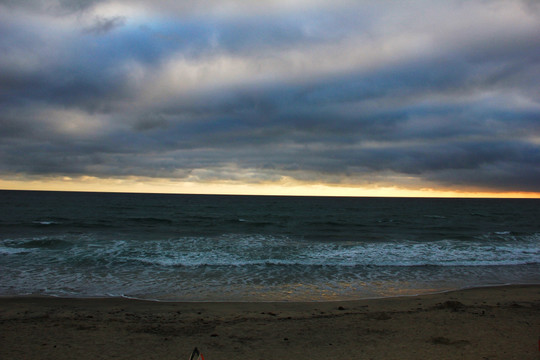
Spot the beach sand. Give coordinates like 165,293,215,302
1,285,538,359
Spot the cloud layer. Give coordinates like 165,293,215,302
1,0,540,193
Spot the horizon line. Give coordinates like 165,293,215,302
2,188,539,200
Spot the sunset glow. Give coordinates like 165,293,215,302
1,177,539,198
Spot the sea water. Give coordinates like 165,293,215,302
1,190,539,301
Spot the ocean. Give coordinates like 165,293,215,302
1,190,539,301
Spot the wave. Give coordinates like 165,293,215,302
235,218,276,226
91,233,540,269
2,236,539,302
32,220,62,226
128,257,540,268
423,215,447,219
2,232,538,269
0,246,32,255
19,238,74,249
0,219,65,227
0,219,114,229
2,237,74,251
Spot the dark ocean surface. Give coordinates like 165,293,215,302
1,190,539,301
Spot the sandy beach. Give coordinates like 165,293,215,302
1,285,538,360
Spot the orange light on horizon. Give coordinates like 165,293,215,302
0,176,539,199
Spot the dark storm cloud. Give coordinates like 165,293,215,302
1,0,539,193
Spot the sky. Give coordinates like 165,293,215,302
1,0,540,197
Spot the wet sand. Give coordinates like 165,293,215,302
1,285,539,359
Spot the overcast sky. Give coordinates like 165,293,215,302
1,0,539,196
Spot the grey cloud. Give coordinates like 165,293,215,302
84,15,126,35
133,114,169,131
426,163,540,193
1,0,539,193
0,0,104,15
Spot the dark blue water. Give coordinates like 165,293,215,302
1,190,539,301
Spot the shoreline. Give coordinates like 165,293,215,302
2,282,539,303
1,284,538,359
